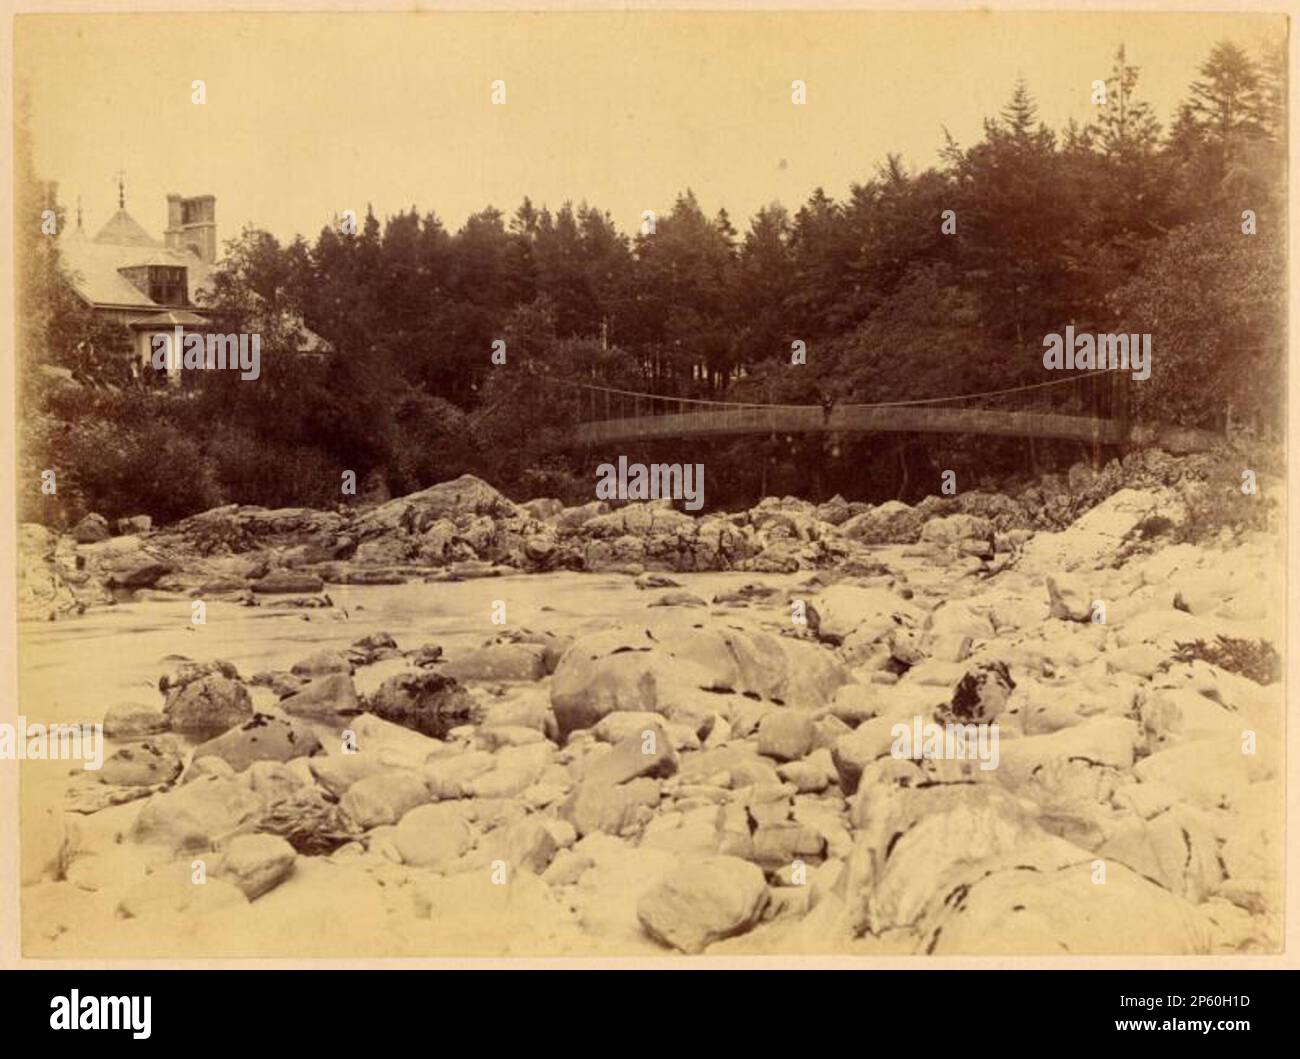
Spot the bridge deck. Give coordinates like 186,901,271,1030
573,404,1129,446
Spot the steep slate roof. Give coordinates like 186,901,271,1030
59,202,328,354
60,208,214,309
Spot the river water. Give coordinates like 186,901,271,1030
19,570,808,728
17,570,806,833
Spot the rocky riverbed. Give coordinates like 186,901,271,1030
18,453,1285,956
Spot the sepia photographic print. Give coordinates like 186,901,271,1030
4,0,1296,982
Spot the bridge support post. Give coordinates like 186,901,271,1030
1113,369,1132,451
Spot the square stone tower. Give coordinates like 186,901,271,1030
164,193,217,264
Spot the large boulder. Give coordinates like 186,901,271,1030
756,712,816,762
1020,488,1179,573
204,555,269,580
578,725,679,787
367,670,478,738
954,492,1030,532
549,614,853,738
392,803,475,868
943,661,1016,724
307,753,389,797
842,782,1042,937
689,518,755,570
441,643,550,682
97,548,173,589
166,504,344,555
18,528,82,621
353,537,413,566
252,569,325,595
1097,804,1224,902
1133,739,1254,810
831,717,906,795
1138,688,1244,751
496,629,573,673
289,649,353,678
340,769,431,829
99,740,183,786
163,676,253,736
191,714,323,772
1046,574,1095,622
832,760,1210,953
216,833,297,899
676,744,781,788
561,502,762,573
554,501,609,533
816,495,853,526
486,817,562,874
308,758,387,800
806,585,924,646
348,632,403,665
581,504,697,541
130,775,264,853
637,856,769,953
839,501,923,544
159,659,241,695
422,750,498,800
358,474,521,539
923,858,1211,955
279,673,361,720
560,777,661,837
522,498,564,521
343,713,444,768
117,865,248,919
920,513,994,547
523,534,558,565
117,515,153,535
72,513,111,544
995,716,1140,788
103,702,170,739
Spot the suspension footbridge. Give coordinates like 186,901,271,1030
538,370,1219,453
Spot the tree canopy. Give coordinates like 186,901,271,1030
18,39,1287,522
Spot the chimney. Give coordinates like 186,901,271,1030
163,194,186,256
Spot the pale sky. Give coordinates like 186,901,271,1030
15,10,1287,247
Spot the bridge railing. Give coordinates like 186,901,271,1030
571,402,1130,446
533,368,1222,449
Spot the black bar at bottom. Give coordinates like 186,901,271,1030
3,969,1293,1046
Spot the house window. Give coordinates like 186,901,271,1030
119,265,188,306
149,267,188,306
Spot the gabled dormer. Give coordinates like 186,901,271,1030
117,260,190,307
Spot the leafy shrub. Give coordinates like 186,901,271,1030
1170,636,1281,685
1174,469,1274,544
211,432,344,510
57,415,223,524
516,461,590,505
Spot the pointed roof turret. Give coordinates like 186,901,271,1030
92,209,160,247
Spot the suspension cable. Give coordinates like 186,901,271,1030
535,365,1125,412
